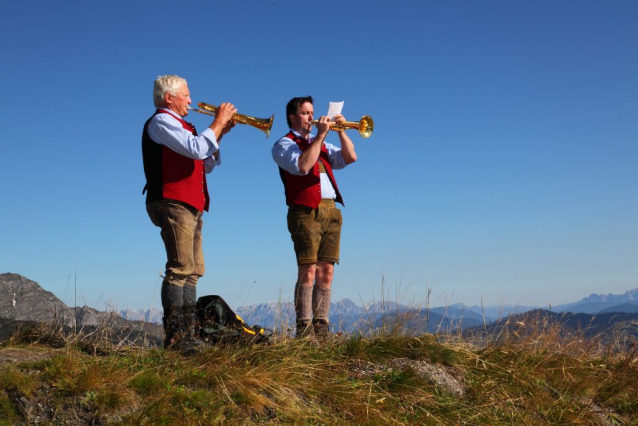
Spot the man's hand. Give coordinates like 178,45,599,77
220,120,236,136
314,115,331,138
214,103,237,127
332,113,347,125
209,102,237,140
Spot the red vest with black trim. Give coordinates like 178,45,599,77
142,110,210,212
277,131,344,208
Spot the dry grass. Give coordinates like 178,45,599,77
0,309,637,425
2,307,162,356
4,272,636,425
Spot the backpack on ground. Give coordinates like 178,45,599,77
196,295,271,345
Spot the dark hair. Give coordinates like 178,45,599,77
286,96,313,127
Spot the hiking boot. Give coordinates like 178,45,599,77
163,314,184,349
312,319,332,341
296,320,313,339
163,313,204,354
179,312,206,354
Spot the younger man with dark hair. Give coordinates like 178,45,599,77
272,96,357,338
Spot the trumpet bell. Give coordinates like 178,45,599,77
356,116,374,139
193,102,274,138
312,115,375,138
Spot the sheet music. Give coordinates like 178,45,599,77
327,101,344,119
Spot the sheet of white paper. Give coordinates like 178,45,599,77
327,101,344,119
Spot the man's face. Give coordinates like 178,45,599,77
165,83,191,117
289,102,314,135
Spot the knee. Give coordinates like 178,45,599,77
298,265,316,286
316,263,334,287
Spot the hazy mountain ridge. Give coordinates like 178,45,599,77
579,289,638,304
234,299,407,332
115,285,638,335
552,288,638,314
598,303,638,314
465,308,638,345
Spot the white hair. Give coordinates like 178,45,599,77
153,75,187,108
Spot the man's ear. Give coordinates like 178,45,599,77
164,92,173,107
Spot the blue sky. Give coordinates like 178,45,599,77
1,1,636,311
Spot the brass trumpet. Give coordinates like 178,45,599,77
311,116,374,139
190,102,275,138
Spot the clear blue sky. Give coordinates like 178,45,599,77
1,1,636,311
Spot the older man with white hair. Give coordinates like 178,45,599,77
142,75,236,352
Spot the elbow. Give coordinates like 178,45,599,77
297,158,314,175
346,153,357,165
298,165,311,175
189,147,210,160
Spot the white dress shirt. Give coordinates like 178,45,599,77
272,129,347,199
147,108,221,173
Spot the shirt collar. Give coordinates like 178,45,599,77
290,128,314,141
159,108,183,119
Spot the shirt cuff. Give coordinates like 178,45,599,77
200,128,219,153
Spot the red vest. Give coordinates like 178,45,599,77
277,131,343,208
142,110,210,212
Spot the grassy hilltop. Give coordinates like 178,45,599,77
1,315,638,426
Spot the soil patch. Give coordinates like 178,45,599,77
0,347,61,365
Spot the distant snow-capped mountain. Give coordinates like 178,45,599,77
119,308,163,324
579,289,638,304
553,288,638,314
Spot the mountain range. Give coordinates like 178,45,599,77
2,272,637,341
121,287,638,331
551,289,638,314
464,308,638,345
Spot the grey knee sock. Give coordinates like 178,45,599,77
161,281,184,317
183,284,197,315
312,286,331,322
294,282,313,323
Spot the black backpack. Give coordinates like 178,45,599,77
196,295,271,345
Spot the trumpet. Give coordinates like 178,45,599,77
189,102,275,138
311,116,374,139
